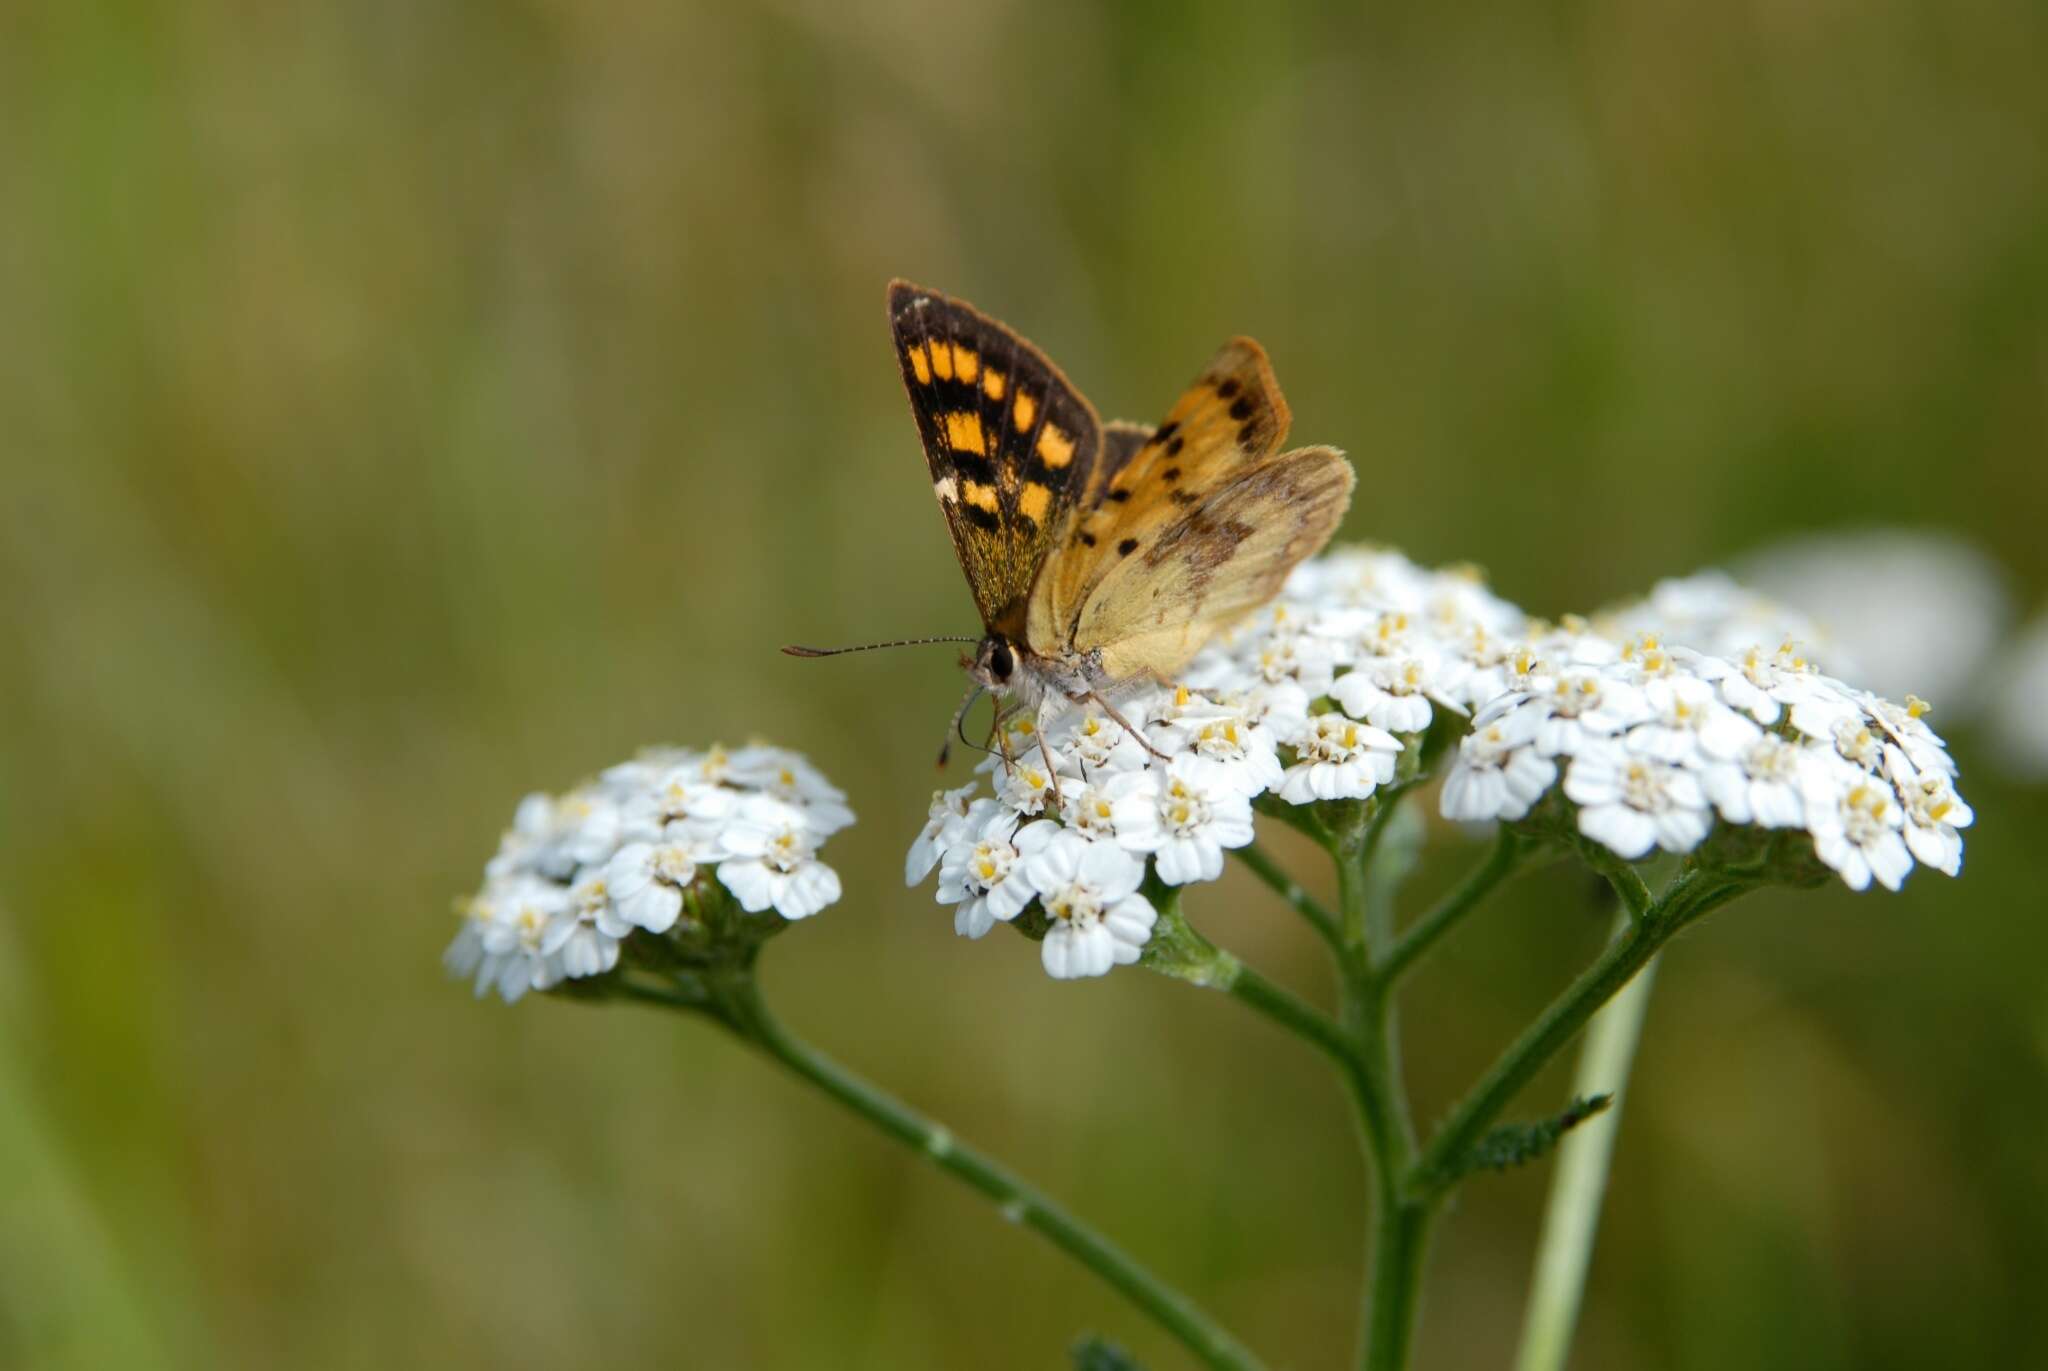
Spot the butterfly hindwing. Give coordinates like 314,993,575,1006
889,281,1101,641
1071,444,1355,681
1030,337,1296,652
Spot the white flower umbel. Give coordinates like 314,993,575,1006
449,740,851,1002
1024,833,1158,980
1279,713,1403,804
717,794,844,920
1563,741,1713,860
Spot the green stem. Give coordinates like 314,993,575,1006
1232,841,1343,957
1383,828,1523,985
1355,972,1429,1371
1363,1192,1436,1371
1355,796,1407,953
1513,912,1658,1371
1224,959,1358,1076
703,975,1267,1371
1411,875,1748,1196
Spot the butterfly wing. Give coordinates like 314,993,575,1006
1066,445,1355,681
1027,336,1299,653
889,281,1101,641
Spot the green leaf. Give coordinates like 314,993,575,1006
1440,1093,1613,1183
1070,1335,1146,1371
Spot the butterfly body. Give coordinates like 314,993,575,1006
887,280,1355,736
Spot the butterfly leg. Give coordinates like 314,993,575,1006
1035,700,1067,812
985,699,1019,775
1075,689,1173,763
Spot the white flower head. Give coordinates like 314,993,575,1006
1628,674,1760,765
601,840,699,936
1698,732,1808,829
1248,615,1340,696
998,756,1062,817
1059,770,1162,852
619,763,737,846
1329,654,1442,735
728,744,857,836
1123,755,1257,885
1278,713,1403,804
1885,745,1973,877
715,795,843,920
936,809,1058,939
454,875,568,1002
907,783,981,887
541,871,624,981
1147,689,1284,798
1801,758,1913,892
1024,833,1157,979
1563,741,1713,860
1440,700,1558,823
1046,703,1152,776
1535,668,1652,757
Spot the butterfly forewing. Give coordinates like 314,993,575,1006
1031,337,1296,651
889,281,1101,641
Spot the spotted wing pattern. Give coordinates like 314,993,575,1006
889,280,1101,641
1070,445,1355,681
1028,337,1298,653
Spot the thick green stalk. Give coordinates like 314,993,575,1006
699,976,1268,1371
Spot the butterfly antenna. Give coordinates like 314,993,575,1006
782,635,980,658
937,683,989,768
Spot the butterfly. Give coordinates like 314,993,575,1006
790,280,1355,764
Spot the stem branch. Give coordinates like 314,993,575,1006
1383,828,1523,984
705,976,1268,1371
1232,842,1343,957
1412,874,1748,1196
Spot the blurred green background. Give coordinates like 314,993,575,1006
4,2,2046,1368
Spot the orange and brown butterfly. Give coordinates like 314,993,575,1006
789,280,1355,756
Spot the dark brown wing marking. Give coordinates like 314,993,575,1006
889,280,1101,640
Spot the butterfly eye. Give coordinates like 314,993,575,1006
990,643,1015,680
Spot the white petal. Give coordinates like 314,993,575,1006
1578,804,1656,860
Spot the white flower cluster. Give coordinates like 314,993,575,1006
1439,623,1974,892
911,547,1974,963
447,745,850,1002
908,548,1546,979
